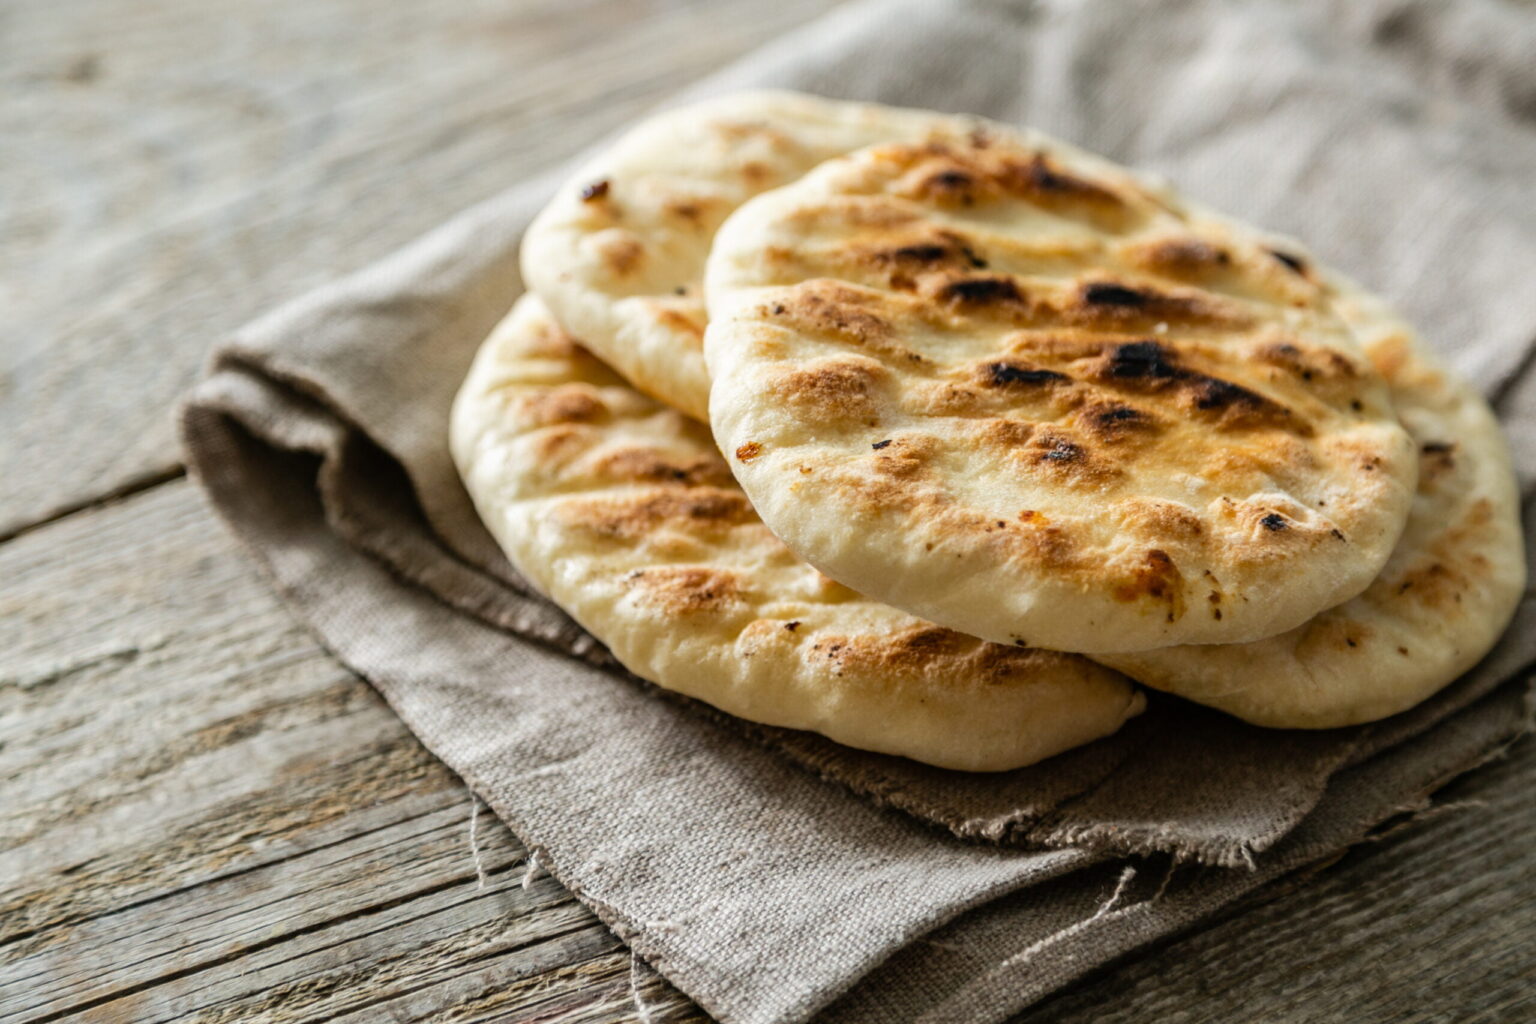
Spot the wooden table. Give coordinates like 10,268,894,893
4,1,1533,1020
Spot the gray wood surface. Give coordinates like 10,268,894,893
2,1,1533,1022
0,0,837,538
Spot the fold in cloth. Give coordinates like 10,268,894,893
181,0,1536,1021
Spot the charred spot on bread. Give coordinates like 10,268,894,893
924,168,977,201
939,276,1026,307
1006,152,1126,208
1092,341,1302,431
867,232,990,274
1190,376,1271,413
1079,401,1155,441
1022,429,1119,484
1069,279,1245,329
1104,340,1180,380
986,361,1070,387
1082,282,1154,308
888,243,949,263
1039,437,1085,463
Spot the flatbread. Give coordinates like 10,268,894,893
1099,290,1526,727
450,294,1144,771
704,131,1419,654
521,91,968,420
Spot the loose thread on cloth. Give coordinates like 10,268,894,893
921,861,1175,961
988,865,1141,974
467,792,488,890
916,865,1151,1024
522,850,544,890
1089,865,1138,923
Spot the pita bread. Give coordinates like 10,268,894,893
521,91,969,420
450,294,1144,771
703,131,1419,654
1099,291,1526,727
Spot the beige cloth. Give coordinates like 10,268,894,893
182,1,1536,1021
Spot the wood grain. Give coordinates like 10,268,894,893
0,0,843,538
2,481,1532,1023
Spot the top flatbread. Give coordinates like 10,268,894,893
450,293,1143,772
521,91,968,420
1099,288,1526,727
704,131,1418,654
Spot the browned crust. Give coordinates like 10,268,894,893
597,233,645,277
886,140,1144,233
653,307,706,341
705,130,1415,652
805,623,1088,683
590,447,734,488
768,357,887,425
766,281,898,349
558,488,755,541
623,566,743,615
519,386,610,426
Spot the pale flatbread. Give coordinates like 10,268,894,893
704,131,1419,654
521,91,969,420
450,295,1144,771
1099,291,1526,727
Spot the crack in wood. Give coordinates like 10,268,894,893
0,465,185,547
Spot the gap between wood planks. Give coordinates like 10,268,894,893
0,464,185,546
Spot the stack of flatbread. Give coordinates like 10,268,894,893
451,92,1525,772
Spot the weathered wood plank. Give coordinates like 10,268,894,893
0,0,841,537
0,483,438,931
0,482,569,1020
2,480,1533,1024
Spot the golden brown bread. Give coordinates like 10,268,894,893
521,92,972,419
450,294,1144,771
704,130,1419,654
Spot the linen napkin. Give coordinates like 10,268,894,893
181,0,1536,1021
